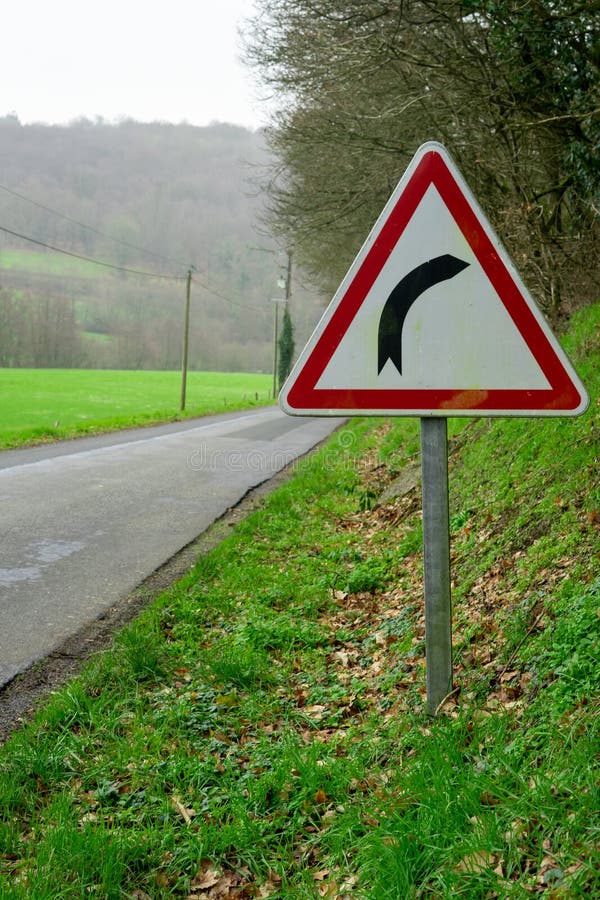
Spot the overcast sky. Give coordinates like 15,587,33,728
1,0,269,129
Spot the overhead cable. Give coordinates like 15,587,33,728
0,224,183,280
192,272,264,312
0,182,191,270
0,223,268,313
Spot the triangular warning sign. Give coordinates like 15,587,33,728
280,142,588,417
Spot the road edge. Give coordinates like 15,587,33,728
0,426,342,744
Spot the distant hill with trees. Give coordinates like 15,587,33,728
0,116,325,370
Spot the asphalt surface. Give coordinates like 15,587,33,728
0,407,343,688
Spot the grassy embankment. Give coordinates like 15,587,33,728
0,369,273,449
0,303,598,897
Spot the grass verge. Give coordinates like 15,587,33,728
0,369,273,449
0,303,598,897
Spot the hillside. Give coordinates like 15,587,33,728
0,117,325,371
0,302,597,896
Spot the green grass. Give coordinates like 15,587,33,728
0,368,273,448
0,303,598,897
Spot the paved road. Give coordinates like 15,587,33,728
0,407,343,687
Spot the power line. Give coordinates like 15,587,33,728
0,181,191,270
0,222,268,313
0,224,183,280
0,181,270,311
192,272,265,312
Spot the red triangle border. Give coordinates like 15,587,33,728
283,145,587,416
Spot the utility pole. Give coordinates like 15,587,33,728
180,267,193,412
284,250,292,302
272,300,279,400
271,250,293,399
278,251,295,388
271,298,286,398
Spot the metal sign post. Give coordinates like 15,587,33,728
420,418,452,715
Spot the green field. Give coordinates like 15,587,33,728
0,369,273,449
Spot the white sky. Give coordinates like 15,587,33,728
1,0,269,129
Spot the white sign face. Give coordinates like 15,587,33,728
316,183,550,392
280,143,588,417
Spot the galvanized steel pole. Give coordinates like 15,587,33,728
420,417,453,715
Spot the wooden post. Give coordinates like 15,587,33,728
272,299,280,399
285,250,292,301
180,268,192,412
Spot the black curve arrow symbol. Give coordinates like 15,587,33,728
377,254,470,375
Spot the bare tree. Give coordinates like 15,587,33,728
244,0,599,317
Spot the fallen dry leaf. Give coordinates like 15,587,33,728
187,862,256,899
171,795,196,824
190,861,222,891
313,868,331,881
255,871,282,898
454,849,496,874
304,704,327,721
